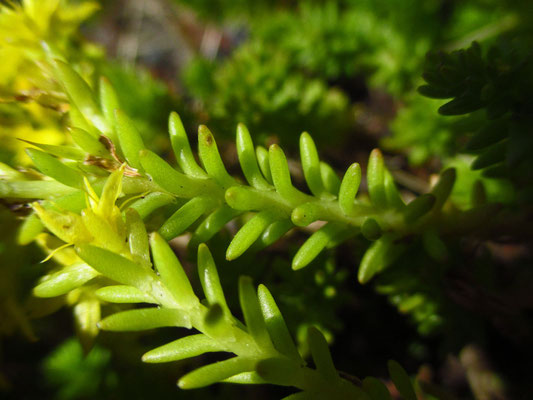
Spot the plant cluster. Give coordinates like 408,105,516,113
420,40,533,193
0,55,431,398
181,0,523,154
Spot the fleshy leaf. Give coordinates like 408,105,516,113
26,148,84,189
76,244,157,291
150,233,199,309
236,123,270,190
198,244,231,318
307,327,338,382
178,357,255,389
226,210,279,260
239,276,273,351
169,112,207,178
99,308,192,331
258,285,302,362
142,334,222,363
34,263,98,298
95,285,156,304
338,163,361,215
300,132,325,197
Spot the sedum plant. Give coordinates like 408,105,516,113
0,59,428,397
0,56,507,342
27,168,421,398
0,46,462,396
2,57,500,284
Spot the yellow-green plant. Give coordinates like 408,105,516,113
3,59,499,283
22,167,420,398
0,54,464,397
0,0,100,164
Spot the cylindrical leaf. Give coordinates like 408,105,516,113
269,144,307,203
53,60,109,134
292,223,345,270
471,141,507,170
95,285,156,304
76,244,157,291
307,327,338,382
125,208,151,267
422,231,448,262
237,123,270,190
338,163,361,215
465,120,508,151
259,220,293,247
150,232,199,309
99,77,119,124
140,149,214,198
197,244,231,317
115,110,145,171
169,112,206,178
225,186,281,212
198,125,236,188
226,210,278,260
383,170,404,209
358,234,405,284
99,308,191,331
191,206,242,245
300,132,324,197
34,263,98,297
223,372,268,385
1,181,77,199
367,149,387,208
17,212,44,245
404,194,436,224
26,148,84,189
98,77,120,145
20,140,85,161
256,146,272,183
0,162,27,180
320,162,341,195
69,102,100,138
255,357,304,387
128,191,176,219
142,334,222,363
258,285,302,362
239,276,273,351
159,196,215,240
178,357,255,389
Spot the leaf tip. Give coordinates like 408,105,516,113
198,125,214,144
